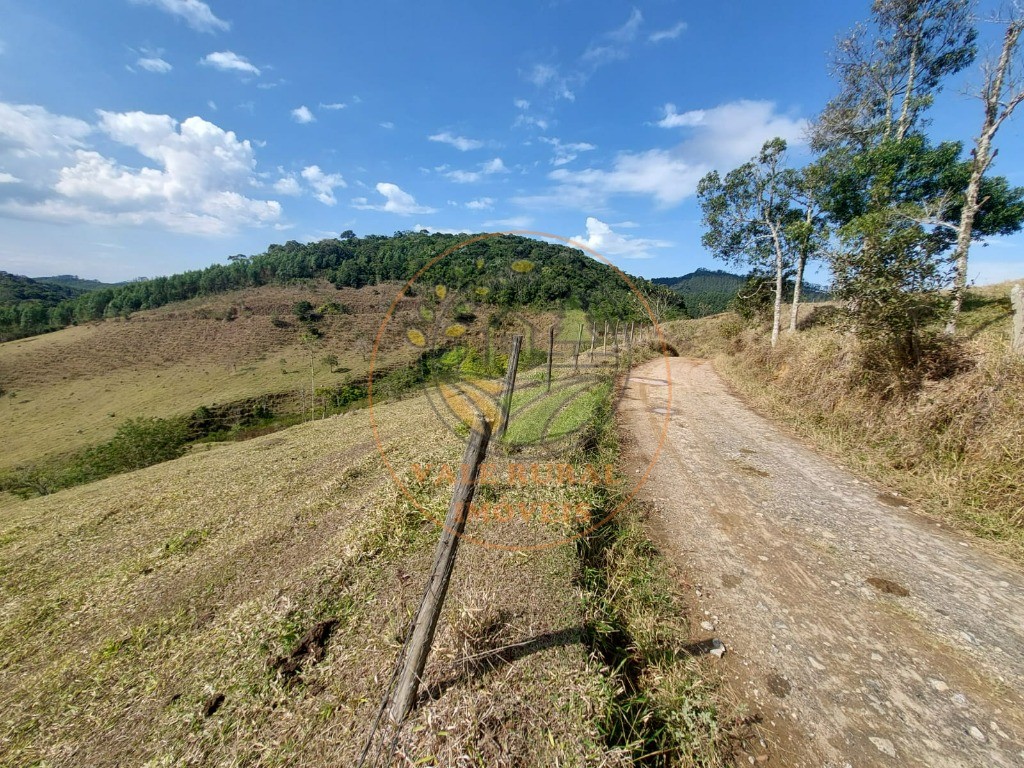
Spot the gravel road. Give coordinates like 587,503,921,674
619,356,1024,767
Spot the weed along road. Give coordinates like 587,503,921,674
619,356,1024,767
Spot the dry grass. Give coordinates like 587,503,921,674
664,282,1024,561
0,391,629,767
0,282,426,470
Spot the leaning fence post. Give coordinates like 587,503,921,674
389,415,492,724
589,325,596,363
495,335,522,440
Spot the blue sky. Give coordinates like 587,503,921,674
0,0,1021,284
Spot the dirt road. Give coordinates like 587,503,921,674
619,357,1024,767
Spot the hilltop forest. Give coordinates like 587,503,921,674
0,232,685,342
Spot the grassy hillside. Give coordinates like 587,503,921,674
664,281,1024,560
0,281,428,470
0,369,729,766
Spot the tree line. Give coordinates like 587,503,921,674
697,0,1024,375
0,232,685,342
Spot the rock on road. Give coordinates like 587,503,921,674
618,356,1024,767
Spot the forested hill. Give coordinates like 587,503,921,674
654,268,830,317
1,232,685,342
33,275,119,292
0,272,83,306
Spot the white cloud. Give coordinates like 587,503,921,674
136,56,172,73
514,99,530,110
514,112,550,131
526,63,575,101
582,7,643,65
0,103,280,235
291,105,315,124
352,182,436,215
539,136,597,166
655,103,706,128
0,103,92,156
429,131,484,151
413,223,469,235
380,121,395,129
130,0,230,33
648,21,687,43
319,102,347,110
301,165,345,205
483,216,533,229
465,197,494,210
572,217,671,260
200,51,260,76
0,172,19,183
274,175,301,195
444,157,509,184
516,100,807,209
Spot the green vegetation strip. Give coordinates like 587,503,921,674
573,385,732,765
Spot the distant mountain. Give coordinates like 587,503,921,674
652,269,748,317
0,272,83,305
653,268,830,317
34,275,120,292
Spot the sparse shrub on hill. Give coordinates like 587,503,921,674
0,416,189,497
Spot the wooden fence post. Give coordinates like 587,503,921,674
603,320,608,354
389,415,492,724
546,325,555,392
1012,283,1024,354
589,325,596,364
495,335,522,440
573,323,583,374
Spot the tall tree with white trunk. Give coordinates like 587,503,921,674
697,138,799,348
947,8,1024,335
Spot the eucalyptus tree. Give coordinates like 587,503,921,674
947,8,1024,333
698,138,799,347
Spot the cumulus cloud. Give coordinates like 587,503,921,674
136,56,172,73
465,197,494,210
0,102,281,235
352,183,436,215
273,175,302,195
444,157,509,184
539,136,597,166
655,103,707,128
130,0,230,33
200,51,259,76
648,21,687,43
429,131,484,151
380,121,395,129
291,105,315,124
572,217,671,259
0,172,20,183
515,100,808,209
301,165,345,205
